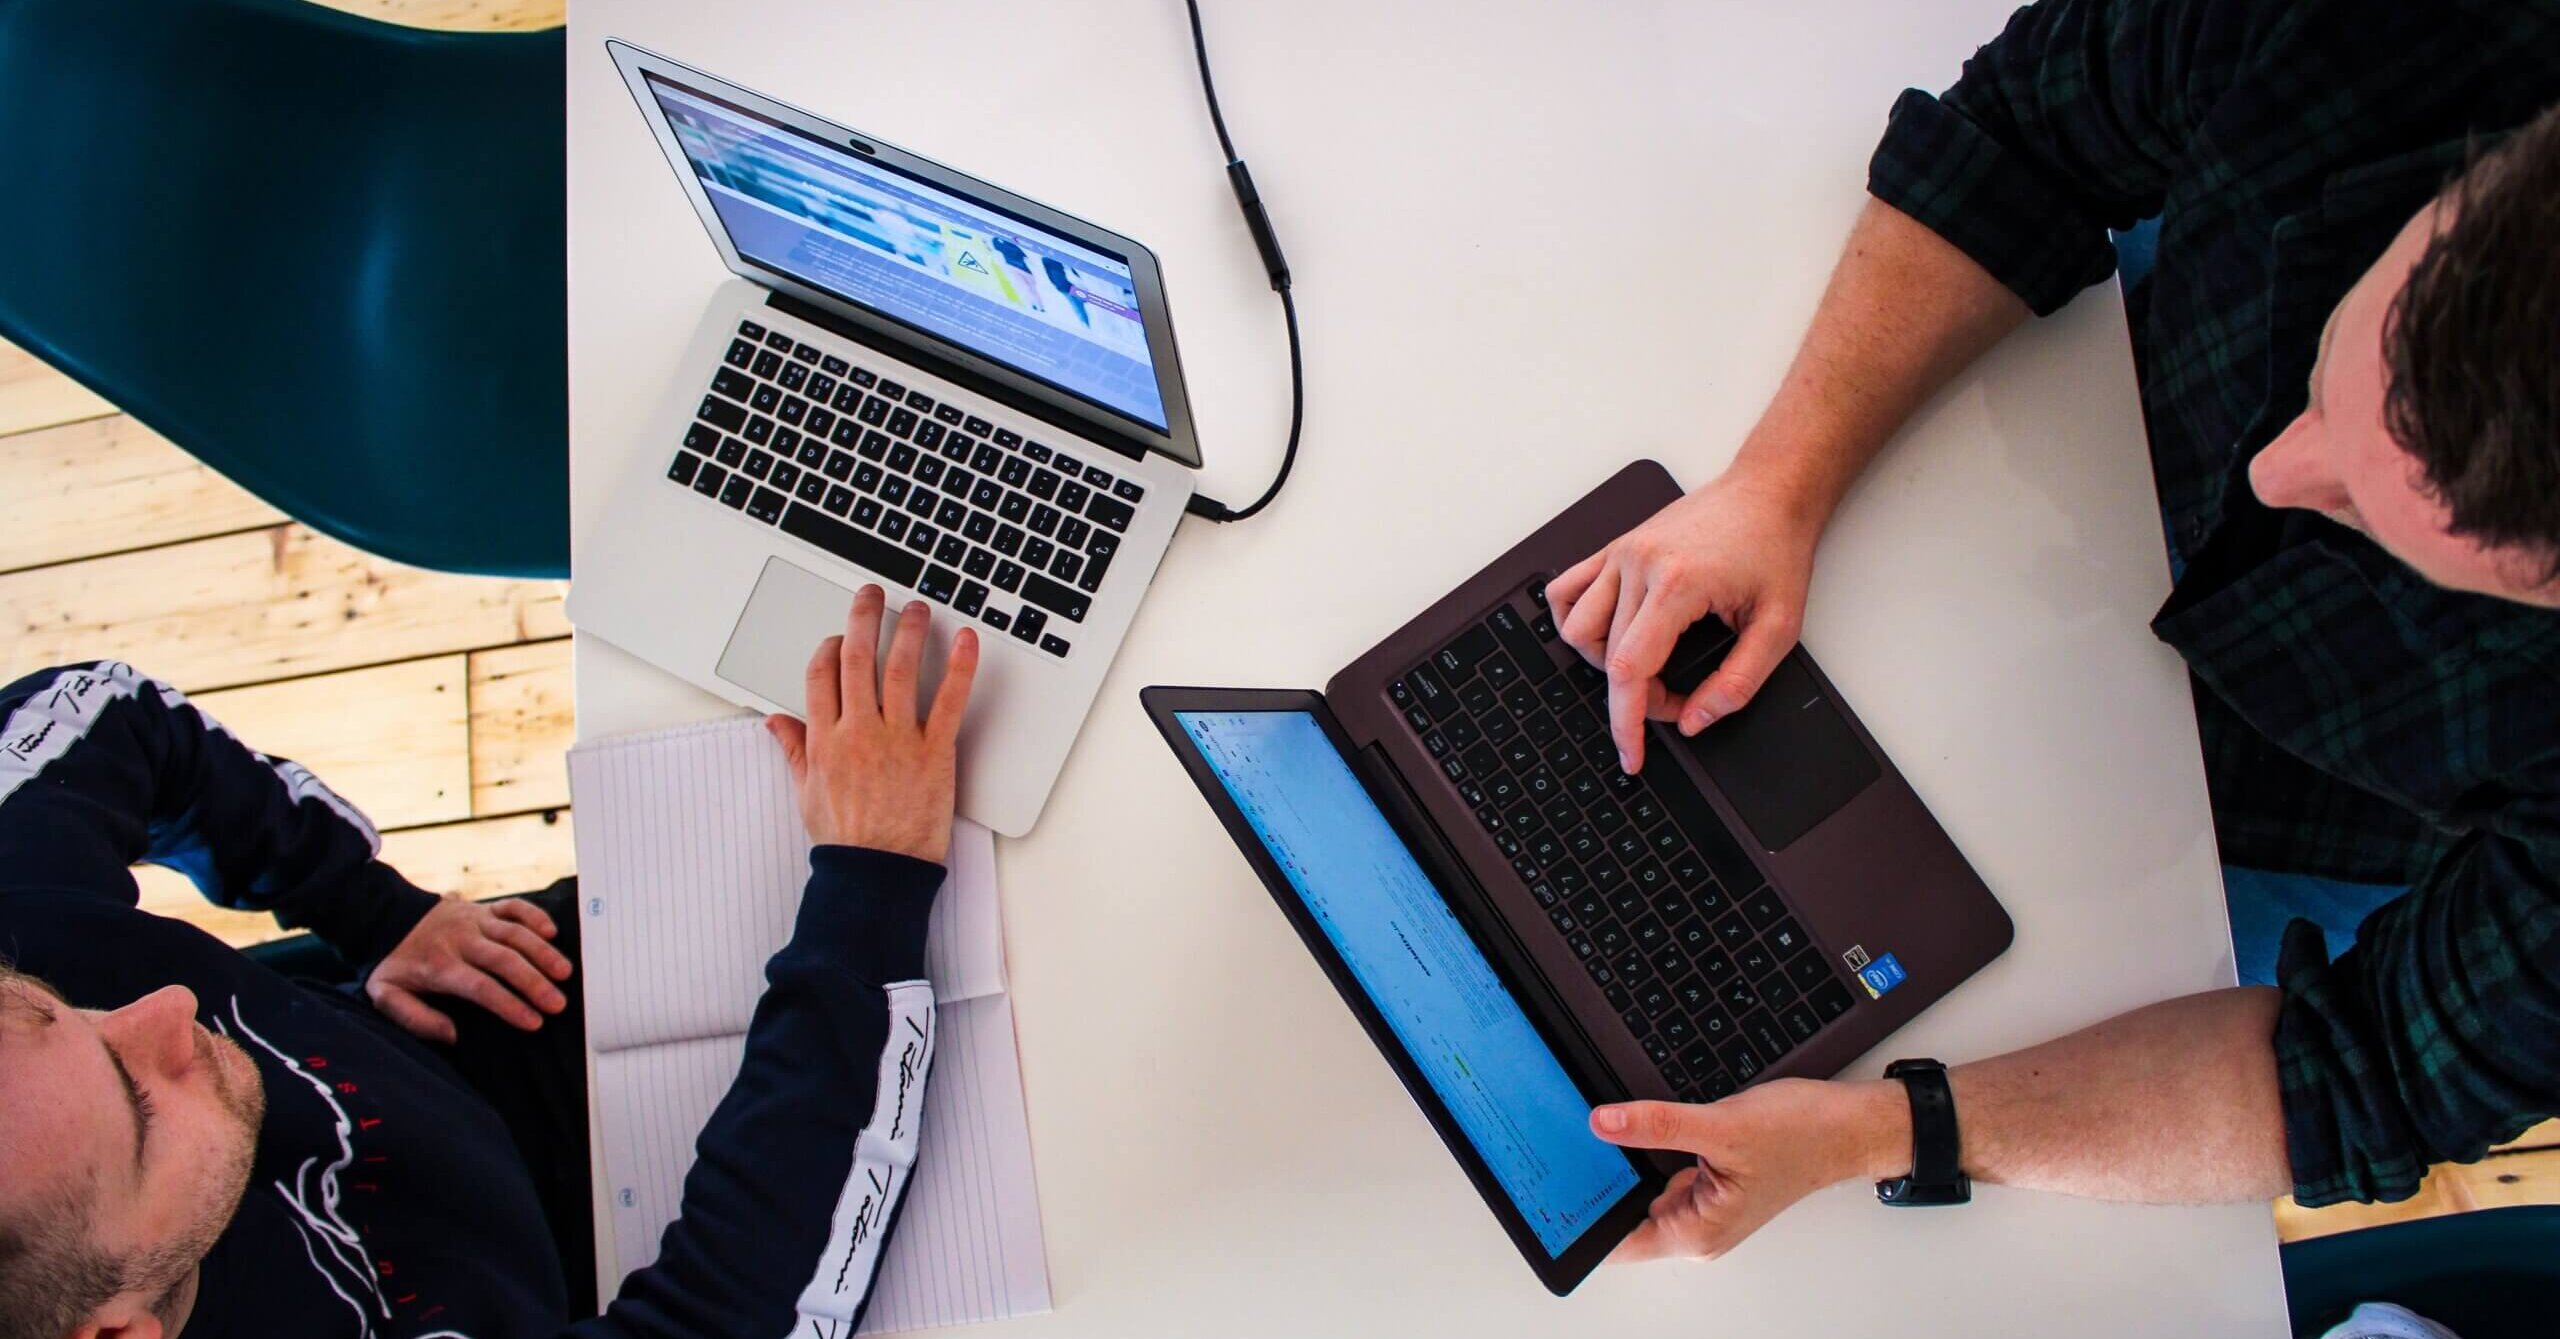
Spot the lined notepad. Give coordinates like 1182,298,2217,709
570,716,1050,1333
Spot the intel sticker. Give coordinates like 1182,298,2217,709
1858,952,1908,999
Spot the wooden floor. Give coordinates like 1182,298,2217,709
1,337,577,947
10,0,2550,1257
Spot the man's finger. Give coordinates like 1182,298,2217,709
442,960,548,1031
803,635,844,731
492,896,557,940
841,585,887,720
1545,551,1606,629
464,938,566,1017
924,628,980,753
767,715,810,781
1557,554,1621,665
1677,607,1802,734
880,599,929,723
372,984,458,1046
489,917,574,984
1608,1215,1683,1265
1590,1100,1711,1155
1605,565,1650,773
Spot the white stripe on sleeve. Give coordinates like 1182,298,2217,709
791,980,936,1331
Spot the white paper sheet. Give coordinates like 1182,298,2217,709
571,716,1049,1333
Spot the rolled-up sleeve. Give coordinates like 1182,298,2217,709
1866,0,2260,314
2273,829,2560,1205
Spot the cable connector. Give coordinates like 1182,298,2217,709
1227,160,1289,291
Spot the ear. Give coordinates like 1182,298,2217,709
73,1294,167,1339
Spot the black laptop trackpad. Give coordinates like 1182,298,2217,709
1666,652,1878,851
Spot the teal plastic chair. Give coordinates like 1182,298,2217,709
2282,1205,2560,1337
0,0,568,578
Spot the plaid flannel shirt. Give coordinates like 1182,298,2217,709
1865,0,2560,1204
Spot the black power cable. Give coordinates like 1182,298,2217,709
1182,0,1303,523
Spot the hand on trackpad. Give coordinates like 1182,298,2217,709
718,557,954,714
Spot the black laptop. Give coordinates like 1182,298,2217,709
1144,460,2013,1293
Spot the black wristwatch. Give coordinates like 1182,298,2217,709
1875,1058,1971,1206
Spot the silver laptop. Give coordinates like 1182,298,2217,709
570,41,1202,836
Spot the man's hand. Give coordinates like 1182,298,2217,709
1546,465,1820,774
767,585,979,864
369,896,574,1043
1590,1079,1906,1261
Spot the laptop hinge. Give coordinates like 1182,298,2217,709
766,291,1151,463
1348,742,1633,1104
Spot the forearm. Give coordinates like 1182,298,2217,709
1835,987,2294,1202
1730,200,2028,528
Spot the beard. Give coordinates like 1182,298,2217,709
137,1026,267,1318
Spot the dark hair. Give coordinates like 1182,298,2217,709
0,964,123,1339
2384,100,2560,586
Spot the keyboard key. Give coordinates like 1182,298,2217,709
1053,550,1084,583
778,361,808,391
1029,504,1061,537
1000,429,1028,450
1028,467,1062,500
821,451,856,482
753,350,784,378
719,474,753,509
992,524,1024,557
965,416,994,436
936,403,964,426
711,367,754,401
880,477,909,506
1785,947,1833,993
954,581,987,616
999,492,1032,523
1086,493,1134,533
853,497,882,528
936,535,968,566
741,449,774,481
1000,457,1032,487
791,342,820,365
904,524,936,555
666,452,699,486
824,484,855,515
743,415,775,445
1721,978,1761,1016
683,422,721,456
697,397,747,432
992,560,1024,593
833,383,865,413
982,608,1010,632
918,564,960,604
889,443,919,473
751,385,782,414
1487,606,1551,681
1077,536,1115,593
1720,1041,1765,1084
1742,888,1788,931
1022,574,1091,623
1012,606,1047,643
1781,1002,1822,1043
876,379,907,400
1737,941,1778,983
915,456,945,486
797,473,827,504
936,498,967,530
914,420,946,450
849,366,877,388
879,511,909,542
963,513,996,543
1810,978,1856,1022
723,339,757,370
772,461,804,492
746,486,787,524
857,396,892,426
820,353,848,374
1114,478,1146,503
1436,626,1499,679
1040,634,1071,658
1742,1011,1793,1062
1083,462,1114,488
737,319,767,340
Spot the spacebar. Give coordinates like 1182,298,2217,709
1648,761,1768,895
779,503,923,588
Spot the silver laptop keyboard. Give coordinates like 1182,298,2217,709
665,318,1147,660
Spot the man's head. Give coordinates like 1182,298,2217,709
2250,102,2560,607
0,965,264,1339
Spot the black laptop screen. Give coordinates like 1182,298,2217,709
644,74,1170,432
1174,709,1641,1257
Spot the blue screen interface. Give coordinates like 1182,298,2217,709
646,77,1169,431
1176,710,1640,1256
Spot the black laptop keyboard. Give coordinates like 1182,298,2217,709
664,319,1148,661
1389,582,1861,1101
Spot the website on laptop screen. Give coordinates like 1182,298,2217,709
646,76,1169,432
1175,709,1641,1257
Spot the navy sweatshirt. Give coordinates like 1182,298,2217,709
0,662,941,1339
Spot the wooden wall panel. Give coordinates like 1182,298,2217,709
469,638,574,815
193,656,473,830
0,417,285,573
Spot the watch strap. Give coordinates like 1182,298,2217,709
1878,1058,1969,1206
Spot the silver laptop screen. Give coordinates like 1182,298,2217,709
645,76,1170,433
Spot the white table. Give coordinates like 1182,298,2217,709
566,1,2289,1333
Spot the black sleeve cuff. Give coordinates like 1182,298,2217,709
1867,88,2125,317
797,845,947,985
298,862,442,967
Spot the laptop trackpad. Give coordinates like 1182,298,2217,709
716,557,857,715
1671,653,1879,851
